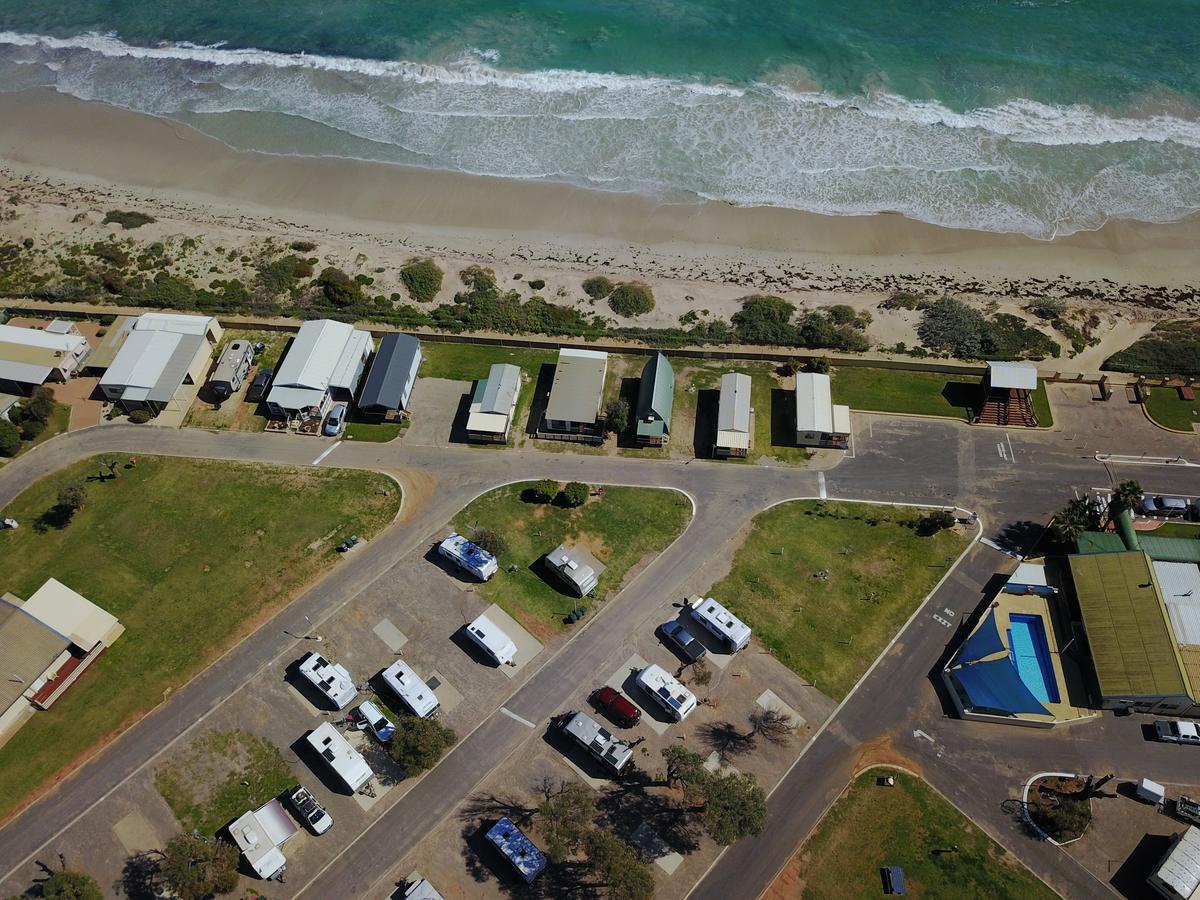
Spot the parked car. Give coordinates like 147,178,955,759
1141,496,1188,518
1155,720,1200,745
1189,499,1200,522
247,367,273,403
660,620,706,664
592,686,641,727
287,784,333,835
356,699,395,742
323,403,347,437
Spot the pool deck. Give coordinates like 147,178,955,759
991,593,1090,724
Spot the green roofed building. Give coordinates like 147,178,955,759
635,352,674,447
1069,550,1200,716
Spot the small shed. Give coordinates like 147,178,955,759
358,333,422,420
714,372,751,458
466,363,521,442
635,352,674,446
545,543,606,596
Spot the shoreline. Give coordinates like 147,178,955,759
2,88,1198,291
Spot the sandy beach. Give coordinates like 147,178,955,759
0,88,1196,363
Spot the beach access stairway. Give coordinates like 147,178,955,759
976,389,1038,427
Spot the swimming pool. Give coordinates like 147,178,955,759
1008,613,1060,705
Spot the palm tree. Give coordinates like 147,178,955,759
1110,480,1143,518
1051,497,1102,544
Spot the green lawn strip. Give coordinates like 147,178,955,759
419,342,556,381
1144,389,1200,432
155,730,294,835
452,483,691,639
1030,382,1054,427
345,420,406,443
0,456,400,822
18,402,71,455
798,770,1055,899
831,367,974,420
749,369,810,465
710,500,970,700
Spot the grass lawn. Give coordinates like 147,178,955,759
345,420,406,442
155,730,294,835
710,501,971,699
0,456,400,823
420,342,555,381
452,482,691,639
793,770,1054,899
1144,389,1200,432
1029,382,1054,427
19,402,71,455
831,367,976,420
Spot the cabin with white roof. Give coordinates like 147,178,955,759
794,372,850,449
267,319,371,420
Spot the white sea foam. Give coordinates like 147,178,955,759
1,30,1198,237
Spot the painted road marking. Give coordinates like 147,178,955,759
1006,431,1016,463
817,471,827,500
499,707,536,729
311,441,342,466
996,442,1007,461
931,614,953,628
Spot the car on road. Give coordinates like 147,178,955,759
1141,495,1187,518
592,686,641,727
659,620,706,664
356,699,395,742
323,403,347,437
246,367,273,403
287,784,333,834
1155,720,1200,745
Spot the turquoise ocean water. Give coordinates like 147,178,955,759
2,1,1198,237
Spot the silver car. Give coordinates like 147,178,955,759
323,403,347,437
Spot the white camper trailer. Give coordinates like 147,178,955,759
305,722,373,793
465,613,518,667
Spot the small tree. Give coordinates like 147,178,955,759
58,479,87,514
530,478,559,503
807,356,831,374
918,295,987,358
699,772,767,845
561,481,589,508
749,708,795,745
661,746,708,800
473,527,509,558
916,509,957,536
317,267,362,307
582,275,615,299
0,419,20,457
128,409,152,424
536,780,596,863
604,397,630,435
584,829,655,900
389,716,458,774
400,257,443,302
159,834,239,900
608,282,655,317
41,870,103,900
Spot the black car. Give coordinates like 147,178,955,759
246,367,273,403
660,620,706,664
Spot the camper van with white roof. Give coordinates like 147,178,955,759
305,721,373,793
689,596,751,653
297,651,358,709
465,613,517,667
636,663,697,721
438,532,499,581
230,798,298,880
381,658,440,718
562,711,633,774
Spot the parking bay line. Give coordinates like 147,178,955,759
311,441,342,466
499,707,536,729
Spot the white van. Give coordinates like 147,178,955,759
689,596,751,653
305,722,373,793
381,658,440,718
636,663,697,721
465,613,517,667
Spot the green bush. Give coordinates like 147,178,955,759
796,311,870,352
400,258,444,302
0,419,20,456
609,282,655,317
41,869,103,900
562,482,589,508
102,210,156,230
1026,297,1067,320
732,295,795,344
527,278,546,290
530,478,559,503
128,409,152,424
317,267,362,307
1104,320,1200,376
981,313,1059,360
256,254,309,295
290,240,317,252
458,265,499,298
918,296,987,358
474,527,509,557
388,716,458,774
582,275,615,299
90,242,130,268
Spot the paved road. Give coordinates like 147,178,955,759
1,392,1198,899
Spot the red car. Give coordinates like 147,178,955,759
592,686,641,727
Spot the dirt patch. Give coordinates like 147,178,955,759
1027,775,1092,842
852,736,923,778
572,529,611,561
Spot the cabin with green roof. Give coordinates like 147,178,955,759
635,352,674,447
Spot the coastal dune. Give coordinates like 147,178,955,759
2,88,1198,293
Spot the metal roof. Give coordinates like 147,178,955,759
1141,536,1200,564
987,360,1038,391
132,312,217,337
1069,551,1193,698
86,316,133,370
100,329,206,403
0,323,89,385
1154,561,1200,646
270,319,370,405
794,372,834,433
718,372,751,434
636,353,674,437
0,595,70,713
0,323,88,353
480,363,520,414
1075,532,1127,555
1154,826,1200,900
20,578,120,650
359,333,421,412
545,348,607,424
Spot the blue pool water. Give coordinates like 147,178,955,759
1008,614,1059,705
